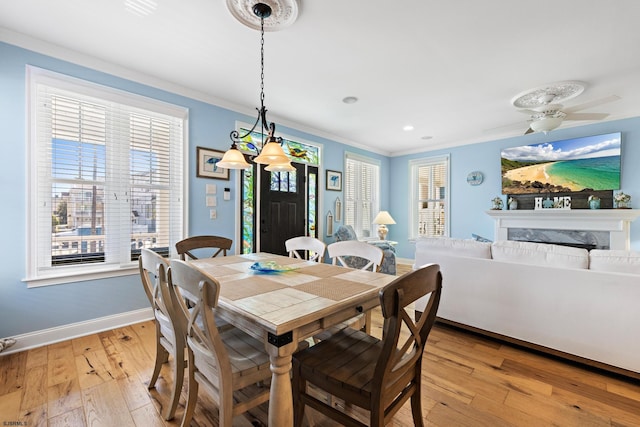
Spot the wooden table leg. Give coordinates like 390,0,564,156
268,352,293,426
265,336,298,426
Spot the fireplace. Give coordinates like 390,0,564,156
486,209,640,251
507,228,607,250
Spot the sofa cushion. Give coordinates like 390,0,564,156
334,225,358,242
491,240,589,269
415,237,492,259
589,250,640,274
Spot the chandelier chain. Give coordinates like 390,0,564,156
260,16,265,108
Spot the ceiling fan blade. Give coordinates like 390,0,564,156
482,120,528,133
564,95,620,113
564,112,610,121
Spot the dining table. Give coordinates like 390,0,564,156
190,252,397,427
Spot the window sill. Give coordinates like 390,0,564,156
23,266,138,288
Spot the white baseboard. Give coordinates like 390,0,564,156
0,308,154,356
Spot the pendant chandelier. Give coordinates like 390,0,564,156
218,2,294,172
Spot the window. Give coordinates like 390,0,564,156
344,152,380,239
27,67,186,286
410,156,449,239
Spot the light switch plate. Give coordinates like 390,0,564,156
209,209,217,219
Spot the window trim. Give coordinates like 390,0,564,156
24,66,188,287
408,155,450,240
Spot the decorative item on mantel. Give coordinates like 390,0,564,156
614,191,631,209
535,195,571,210
508,197,518,210
491,196,504,210
588,195,601,210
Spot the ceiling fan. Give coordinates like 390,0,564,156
511,81,620,134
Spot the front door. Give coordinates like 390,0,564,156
259,162,308,255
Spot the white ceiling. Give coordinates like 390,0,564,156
2,0,640,156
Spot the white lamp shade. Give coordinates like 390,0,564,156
217,148,251,169
265,160,295,172
530,117,563,133
373,211,396,225
254,141,290,164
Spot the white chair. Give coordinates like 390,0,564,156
167,259,272,427
316,241,385,341
285,236,326,262
138,248,184,420
327,240,384,272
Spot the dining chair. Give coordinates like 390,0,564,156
315,241,385,340
175,235,233,260
327,240,384,272
285,236,326,262
292,263,442,427
138,248,185,420
167,259,272,427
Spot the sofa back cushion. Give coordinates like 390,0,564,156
414,238,492,266
491,240,589,269
589,249,640,274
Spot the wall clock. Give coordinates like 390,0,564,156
466,171,484,186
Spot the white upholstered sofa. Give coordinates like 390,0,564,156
414,238,640,379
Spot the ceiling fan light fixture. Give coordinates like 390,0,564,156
529,116,563,134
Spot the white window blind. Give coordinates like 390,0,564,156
27,67,186,286
344,153,380,238
410,156,449,239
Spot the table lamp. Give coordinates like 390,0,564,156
373,211,396,240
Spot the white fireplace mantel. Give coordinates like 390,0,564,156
486,209,640,250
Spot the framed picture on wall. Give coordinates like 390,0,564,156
326,170,342,191
197,147,229,180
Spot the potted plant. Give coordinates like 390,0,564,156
614,191,631,209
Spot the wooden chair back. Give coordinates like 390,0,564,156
285,236,326,262
138,248,184,420
175,235,232,260
167,259,271,427
292,263,442,427
327,240,384,271
375,264,442,412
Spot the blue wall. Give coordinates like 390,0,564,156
390,117,640,259
0,42,388,337
2,40,638,339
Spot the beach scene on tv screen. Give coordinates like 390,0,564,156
501,132,621,194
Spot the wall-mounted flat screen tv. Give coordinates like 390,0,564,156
501,132,621,195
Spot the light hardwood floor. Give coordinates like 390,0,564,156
2,267,639,426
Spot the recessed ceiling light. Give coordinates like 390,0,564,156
403,125,414,131
342,96,358,104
